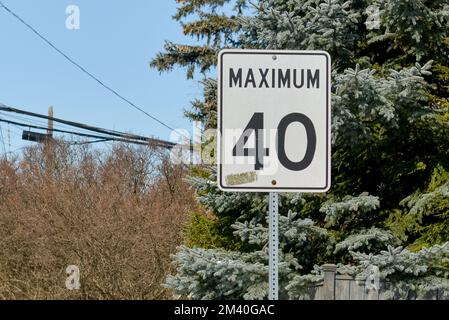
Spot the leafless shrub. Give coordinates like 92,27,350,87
0,142,196,300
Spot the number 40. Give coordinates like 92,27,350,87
232,112,316,171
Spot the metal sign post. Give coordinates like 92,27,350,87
269,192,279,300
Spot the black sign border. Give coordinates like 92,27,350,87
218,50,330,192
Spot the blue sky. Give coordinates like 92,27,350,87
0,0,204,153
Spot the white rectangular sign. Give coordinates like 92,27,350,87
218,50,331,192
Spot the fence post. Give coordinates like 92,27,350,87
322,264,337,300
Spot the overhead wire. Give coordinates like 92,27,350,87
0,1,189,140
72,138,112,146
0,111,72,131
0,111,124,142
0,104,176,148
0,118,174,147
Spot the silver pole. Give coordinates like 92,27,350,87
269,192,279,300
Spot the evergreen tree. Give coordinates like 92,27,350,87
152,0,449,299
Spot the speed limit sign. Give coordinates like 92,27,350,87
218,50,331,192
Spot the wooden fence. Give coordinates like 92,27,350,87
310,264,447,300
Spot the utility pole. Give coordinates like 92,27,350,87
45,106,54,166
47,106,54,138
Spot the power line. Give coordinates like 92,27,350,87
0,118,110,141
72,138,112,146
0,118,136,146
0,111,73,131
0,106,126,138
0,118,175,148
0,104,176,149
0,1,184,137
0,110,114,135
